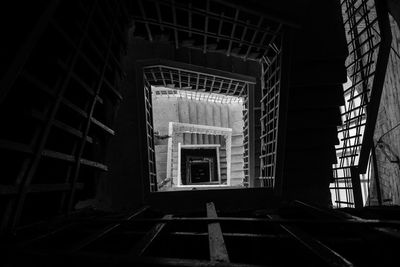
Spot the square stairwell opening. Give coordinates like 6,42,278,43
139,60,257,192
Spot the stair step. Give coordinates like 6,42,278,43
231,146,244,153
231,154,244,162
231,138,244,146
231,164,244,172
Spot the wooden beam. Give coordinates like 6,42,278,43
130,214,172,256
206,202,229,263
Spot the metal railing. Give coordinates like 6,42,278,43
259,36,283,188
332,0,392,208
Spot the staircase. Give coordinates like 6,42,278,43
153,96,245,187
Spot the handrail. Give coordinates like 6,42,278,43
358,0,392,172
332,0,392,208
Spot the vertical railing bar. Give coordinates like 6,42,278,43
155,1,165,31
203,0,210,54
217,12,224,43
239,20,250,48
178,69,182,88
166,69,173,88
226,80,233,95
188,2,193,38
226,9,239,56
159,67,167,86
217,80,224,94
171,0,179,49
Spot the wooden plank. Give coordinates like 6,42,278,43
80,158,108,171
91,117,115,135
130,214,172,256
42,150,75,162
206,202,229,263
171,0,179,49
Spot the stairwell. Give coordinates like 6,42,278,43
152,95,245,188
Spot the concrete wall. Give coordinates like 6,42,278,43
371,14,400,205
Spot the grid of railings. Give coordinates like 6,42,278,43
242,92,250,186
332,0,383,208
259,39,282,188
0,0,127,232
130,0,283,61
144,65,252,189
152,87,243,103
144,65,248,99
144,79,158,192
